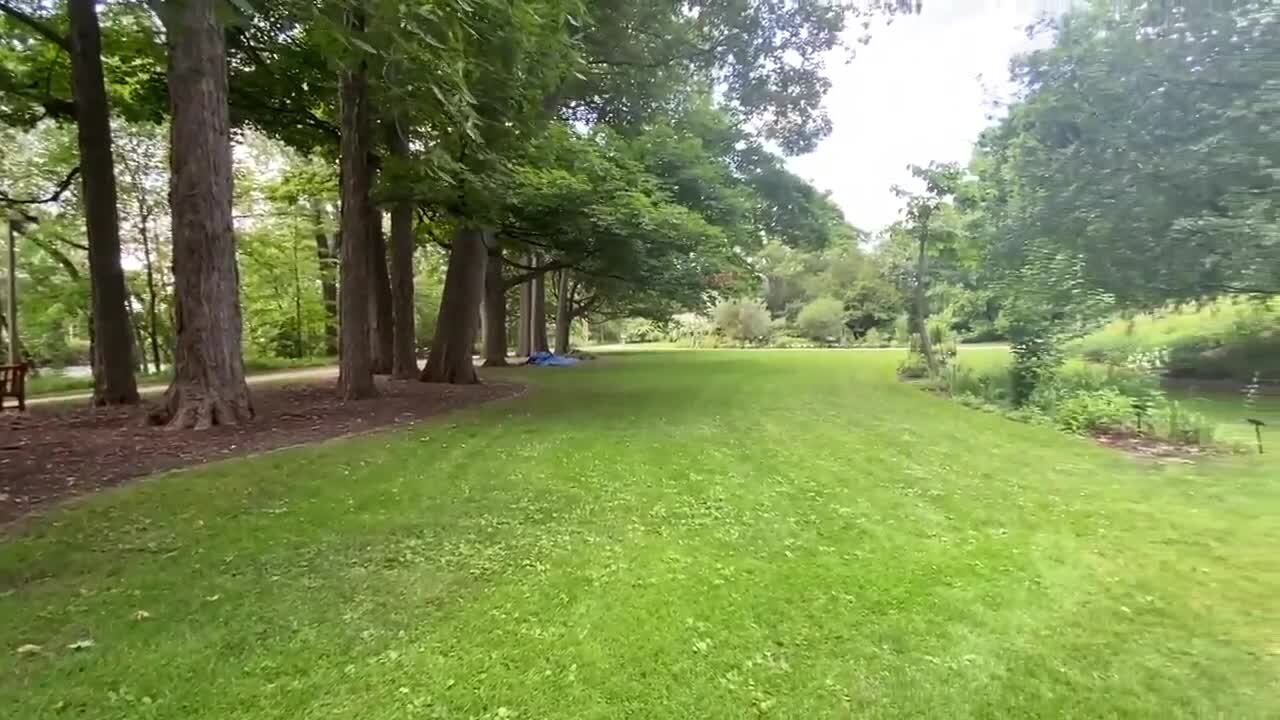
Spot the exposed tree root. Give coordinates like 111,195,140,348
155,382,254,430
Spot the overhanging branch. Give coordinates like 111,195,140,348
0,0,70,52
0,166,80,205
503,255,584,289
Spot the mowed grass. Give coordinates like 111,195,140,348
2,351,1278,718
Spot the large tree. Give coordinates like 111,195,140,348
418,0,578,383
892,162,961,375
160,0,252,428
0,0,141,402
67,0,137,404
336,0,376,400
386,118,417,379
421,226,487,383
974,2,1280,307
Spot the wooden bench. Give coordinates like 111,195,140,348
0,363,26,411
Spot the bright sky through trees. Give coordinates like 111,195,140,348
790,1,1054,229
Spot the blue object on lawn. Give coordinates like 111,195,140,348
527,351,580,367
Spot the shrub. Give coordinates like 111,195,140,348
1054,362,1161,398
795,297,845,342
930,351,1221,446
713,299,772,344
666,313,714,346
35,337,93,368
891,313,911,346
942,364,1012,404
897,352,930,379
1051,389,1133,434
1153,401,1217,446
674,333,726,349
771,335,813,349
861,327,890,348
622,319,664,343
1009,334,1063,406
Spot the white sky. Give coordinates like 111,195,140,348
788,3,1055,231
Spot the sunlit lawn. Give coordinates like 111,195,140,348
3,351,1278,718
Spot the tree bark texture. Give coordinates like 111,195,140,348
531,267,549,354
336,13,377,400
367,205,394,374
161,0,252,428
483,245,508,367
311,203,338,356
516,273,532,357
68,0,138,405
387,122,418,379
421,227,485,384
554,269,573,355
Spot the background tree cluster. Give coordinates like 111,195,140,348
1,0,899,425
960,0,1279,399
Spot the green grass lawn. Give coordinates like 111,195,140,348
3,351,1278,718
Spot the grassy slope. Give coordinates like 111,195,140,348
2,351,1278,718
1073,300,1280,381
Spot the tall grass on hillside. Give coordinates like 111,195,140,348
1072,299,1279,382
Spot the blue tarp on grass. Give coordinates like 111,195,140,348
526,351,580,367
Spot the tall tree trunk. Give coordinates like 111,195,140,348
125,292,148,374
68,0,138,405
483,245,508,367
161,0,252,428
420,227,485,384
914,228,939,376
531,267,549,354
367,204,393,374
311,202,338,356
336,6,376,400
516,272,532,357
554,269,573,355
387,121,417,379
292,238,305,356
138,201,163,372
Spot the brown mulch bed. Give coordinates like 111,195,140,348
1092,429,1210,463
0,377,524,526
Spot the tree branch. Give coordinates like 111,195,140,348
503,257,579,289
586,31,735,70
28,234,82,281
0,166,80,205
0,0,70,52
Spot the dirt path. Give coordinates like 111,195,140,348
1,375,523,526
27,366,340,407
